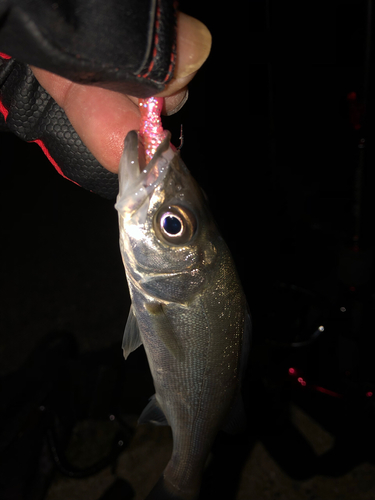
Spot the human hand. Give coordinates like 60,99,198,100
0,3,211,198
30,12,211,175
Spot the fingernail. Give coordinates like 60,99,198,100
174,13,212,80
164,88,189,116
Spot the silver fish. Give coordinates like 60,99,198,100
115,130,251,500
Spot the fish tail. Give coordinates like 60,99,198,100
145,475,199,500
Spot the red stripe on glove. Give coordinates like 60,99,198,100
0,95,80,186
30,139,81,186
0,98,9,120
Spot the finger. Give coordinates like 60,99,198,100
160,13,211,114
31,66,139,173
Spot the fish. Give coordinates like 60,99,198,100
115,99,251,500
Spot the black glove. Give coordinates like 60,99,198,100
0,0,177,198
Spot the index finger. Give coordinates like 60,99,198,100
31,67,140,173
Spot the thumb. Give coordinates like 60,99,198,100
160,12,212,114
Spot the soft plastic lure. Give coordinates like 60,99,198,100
138,97,165,164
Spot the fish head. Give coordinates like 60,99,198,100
115,130,219,303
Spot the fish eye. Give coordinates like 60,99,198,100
160,213,184,237
155,205,197,245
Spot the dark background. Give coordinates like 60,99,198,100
1,0,375,499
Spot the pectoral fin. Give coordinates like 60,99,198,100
122,305,143,360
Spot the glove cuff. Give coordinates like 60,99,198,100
0,0,177,97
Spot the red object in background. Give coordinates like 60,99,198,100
347,91,364,130
312,385,343,399
288,367,344,398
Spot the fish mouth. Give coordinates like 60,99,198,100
115,130,174,221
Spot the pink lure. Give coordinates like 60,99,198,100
138,97,165,164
